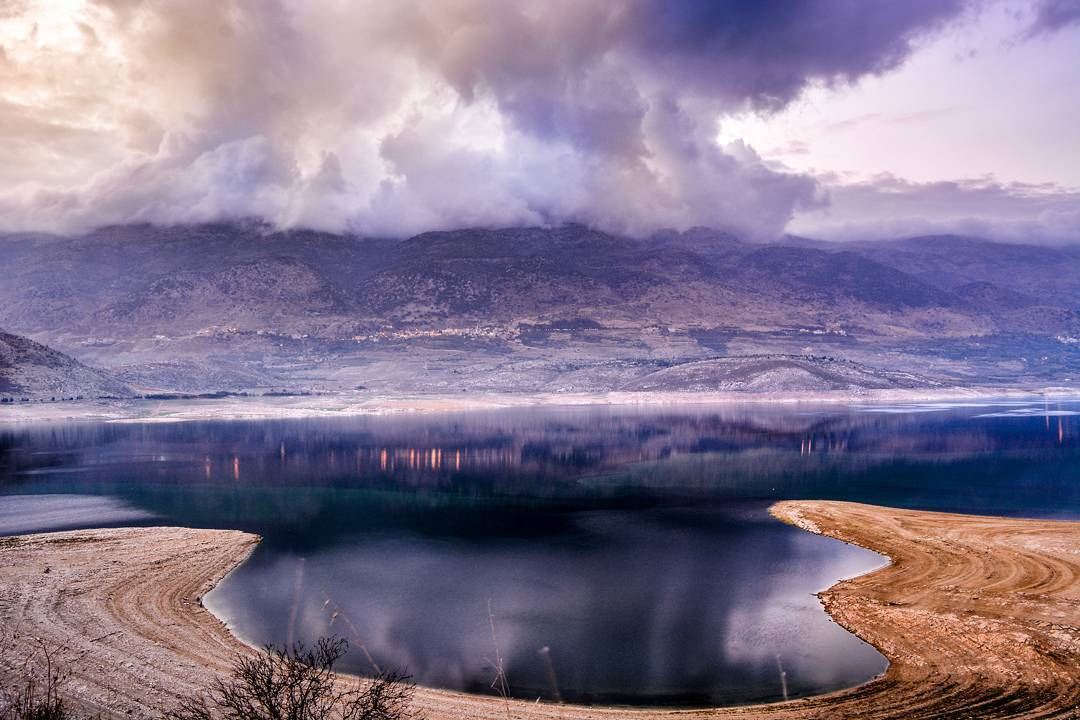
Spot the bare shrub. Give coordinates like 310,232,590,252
0,637,74,720
168,636,417,720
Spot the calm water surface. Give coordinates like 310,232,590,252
1,400,1077,705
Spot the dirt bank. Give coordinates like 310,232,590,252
0,502,1077,718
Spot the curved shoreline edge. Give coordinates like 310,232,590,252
1,502,1077,719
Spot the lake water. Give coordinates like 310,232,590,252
1,400,1077,706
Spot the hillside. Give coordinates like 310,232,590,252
855,235,1080,300
621,356,937,393
0,224,1077,394
0,330,132,401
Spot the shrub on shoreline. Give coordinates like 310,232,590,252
168,637,418,720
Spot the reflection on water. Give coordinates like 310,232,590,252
1,400,1078,705
207,504,885,705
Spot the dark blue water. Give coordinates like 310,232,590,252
1,400,1077,706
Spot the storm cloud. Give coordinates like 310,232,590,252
0,0,976,238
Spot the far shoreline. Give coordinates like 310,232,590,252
2,385,1079,425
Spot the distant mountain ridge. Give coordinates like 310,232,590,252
0,223,1077,395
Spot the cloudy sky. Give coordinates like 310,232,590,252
0,0,1078,242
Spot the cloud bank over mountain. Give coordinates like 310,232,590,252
0,0,1075,242
0,0,972,239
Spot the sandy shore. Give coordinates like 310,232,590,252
1,502,1077,719
2,387,1079,424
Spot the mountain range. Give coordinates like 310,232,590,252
1,222,1077,397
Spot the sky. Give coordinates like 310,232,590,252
0,0,1078,242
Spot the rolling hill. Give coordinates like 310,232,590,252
621,356,937,393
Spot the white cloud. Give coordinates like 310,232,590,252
0,0,972,238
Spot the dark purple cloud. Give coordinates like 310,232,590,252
628,0,968,109
402,0,969,160
1026,0,1080,36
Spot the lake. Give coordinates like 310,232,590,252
1,400,1077,706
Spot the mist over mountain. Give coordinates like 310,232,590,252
2,223,1077,397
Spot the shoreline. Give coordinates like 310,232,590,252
0,502,1077,718
1,386,1078,425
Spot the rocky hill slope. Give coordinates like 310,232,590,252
621,355,937,393
0,330,132,401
